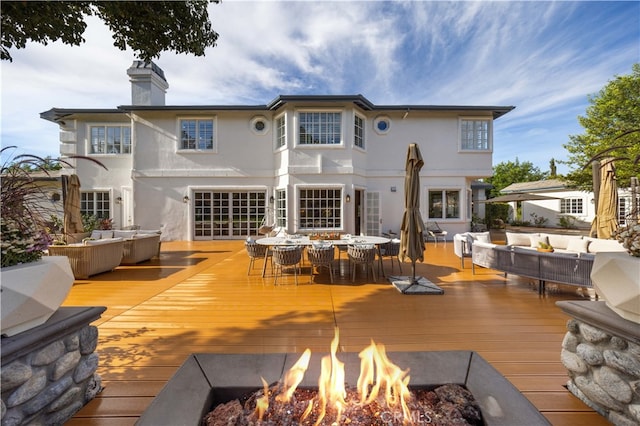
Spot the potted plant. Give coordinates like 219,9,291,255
0,146,105,336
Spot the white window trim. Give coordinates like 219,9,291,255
293,183,346,232
274,112,287,151
86,122,132,156
295,109,344,148
176,116,218,153
373,115,391,135
354,111,366,151
426,187,464,220
249,115,270,135
560,197,586,215
458,117,493,152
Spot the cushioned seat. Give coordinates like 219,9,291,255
245,241,272,276
379,240,402,275
347,244,377,282
272,246,302,285
306,244,335,283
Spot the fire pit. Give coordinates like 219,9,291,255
137,349,549,425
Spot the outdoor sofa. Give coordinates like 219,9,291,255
111,230,162,264
48,238,125,279
453,231,626,293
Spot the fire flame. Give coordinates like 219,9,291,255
261,327,414,425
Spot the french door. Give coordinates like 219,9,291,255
194,190,266,239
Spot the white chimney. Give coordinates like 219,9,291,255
127,61,169,106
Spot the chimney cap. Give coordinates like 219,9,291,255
129,60,167,82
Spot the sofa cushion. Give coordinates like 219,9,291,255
114,230,137,239
566,238,590,253
506,232,534,247
84,237,123,246
543,234,582,250
585,238,626,253
90,230,114,239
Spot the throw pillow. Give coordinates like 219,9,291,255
475,232,491,244
566,238,590,253
506,232,533,247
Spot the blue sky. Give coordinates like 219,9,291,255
2,1,638,175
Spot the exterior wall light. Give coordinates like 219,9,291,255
346,194,351,203
183,195,190,203
269,195,275,204
115,196,123,204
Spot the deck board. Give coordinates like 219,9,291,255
61,239,605,425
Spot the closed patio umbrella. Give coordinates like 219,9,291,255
63,174,83,236
391,144,442,294
591,159,619,239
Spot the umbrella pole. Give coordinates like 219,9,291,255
400,260,424,293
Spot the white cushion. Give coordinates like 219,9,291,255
544,234,582,250
114,230,137,239
585,238,626,253
84,237,123,246
529,234,548,248
566,238,590,253
506,232,534,247
90,230,102,239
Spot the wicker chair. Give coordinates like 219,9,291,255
272,246,302,285
245,241,272,276
347,244,377,282
379,241,402,275
307,245,335,283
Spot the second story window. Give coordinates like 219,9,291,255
90,125,131,154
460,118,490,151
298,112,341,145
180,118,214,150
354,114,365,149
276,115,286,148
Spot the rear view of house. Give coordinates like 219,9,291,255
41,61,514,241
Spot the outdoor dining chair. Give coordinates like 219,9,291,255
347,244,377,283
379,240,402,275
272,246,303,285
306,244,335,283
245,240,272,276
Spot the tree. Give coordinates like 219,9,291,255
1,1,219,62
486,158,548,197
563,63,640,190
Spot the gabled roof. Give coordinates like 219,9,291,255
501,179,569,193
41,95,514,123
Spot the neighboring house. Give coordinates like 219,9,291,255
41,61,514,241
500,179,637,228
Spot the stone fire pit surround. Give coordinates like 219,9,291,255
137,350,550,425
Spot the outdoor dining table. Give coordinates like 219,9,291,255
256,235,391,279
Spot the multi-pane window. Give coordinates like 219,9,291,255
354,114,364,148
298,112,341,145
560,198,583,214
276,115,286,148
460,119,490,150
81,191,110,219
275,189,287,227
299,188,342,229
90,126,131,154
180,119,214,150
428,190,460,219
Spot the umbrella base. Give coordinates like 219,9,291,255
389,275,444,295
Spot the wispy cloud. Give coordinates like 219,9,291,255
1,1,638,175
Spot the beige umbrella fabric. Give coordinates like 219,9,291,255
399,143,426,281
592,159,619,239
63,174,83,235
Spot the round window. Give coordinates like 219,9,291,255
374,116,391,134
249,116,270,135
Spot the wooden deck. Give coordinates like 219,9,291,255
63,240,609,426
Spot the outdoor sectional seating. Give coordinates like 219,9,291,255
454,230,626,293
48,238,126,279
113,230,162,265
